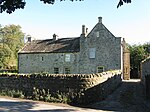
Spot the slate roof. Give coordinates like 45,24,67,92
19,37,80,53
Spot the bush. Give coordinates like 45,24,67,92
32,87,71,103
0,89,25,98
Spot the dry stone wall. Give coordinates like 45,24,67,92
141,57,150,99
141,57,150,85
0,70,122,104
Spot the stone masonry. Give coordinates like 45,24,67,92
141,56,150,85
79,17,122,74
141,56,150,99
0,70,122,104
122,38,130,80
18,53,79,74
18,17,123,74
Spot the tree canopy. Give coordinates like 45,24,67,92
0,0,132,14
0,24,24,70
128,43,150,78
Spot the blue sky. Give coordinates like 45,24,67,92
0,0,150,44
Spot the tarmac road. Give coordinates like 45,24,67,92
0,96,105,112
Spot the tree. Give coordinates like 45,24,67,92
0,24,24,70
143,42,150,54
0,0,132,14
128,43,150,78
117,0,131,8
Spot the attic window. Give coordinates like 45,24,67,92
96,31,99,37
89,48,96,59
65,54,71,62
97,66,104,73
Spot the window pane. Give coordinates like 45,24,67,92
96,31,99,37
54,68,59,74
41,56,44,61
89,48,96,58
97,66,104,73
65,68,70,74
65,54,71,62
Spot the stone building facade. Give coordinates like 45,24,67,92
18,17,127,74
141,56,150,99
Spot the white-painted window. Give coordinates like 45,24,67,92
97,66,104,73
96,31,99,37
65,54,71,62
89,48,96,59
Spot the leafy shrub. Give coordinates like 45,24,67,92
32,87,71,103
0,89,25,98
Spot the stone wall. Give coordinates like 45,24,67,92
122,38,130,80
123,50,130,80
79,19,122,74
141,57,150,85
141,56,150,99
18,53,79,74
0,70,122,104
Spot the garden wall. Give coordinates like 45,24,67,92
0,70,122,104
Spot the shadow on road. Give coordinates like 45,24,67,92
0,101,35,112
0,100,76,112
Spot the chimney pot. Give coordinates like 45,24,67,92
53,34,57,41
27,35,31,42
98,17,102,23
82,25,86,35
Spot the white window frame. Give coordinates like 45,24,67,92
65,54,71,62
89,48,96,59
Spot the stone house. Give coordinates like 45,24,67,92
141,56,150,99
18,17,130,76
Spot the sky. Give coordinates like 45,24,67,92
0,0,150,44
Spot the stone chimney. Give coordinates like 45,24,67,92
27,35,31,42
53,34,57,41
86,28,88,34
81,25,88,37
82,25,86,35
98,17,102,23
